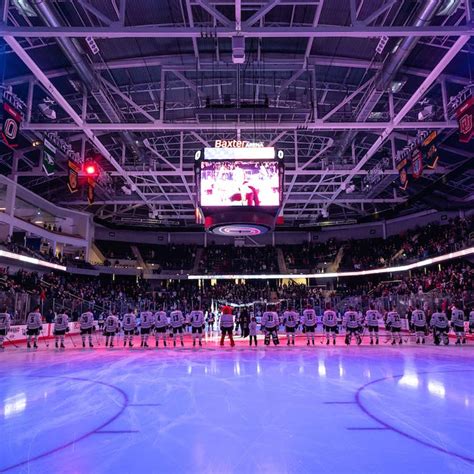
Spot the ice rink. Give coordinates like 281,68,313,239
1,335,473,474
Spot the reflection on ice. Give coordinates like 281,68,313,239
318,359,326,378
398,373,420,388
427,380,446,399
3,393,27,418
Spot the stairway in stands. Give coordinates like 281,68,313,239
276,248,288,273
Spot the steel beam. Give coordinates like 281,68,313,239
22,120,458,132
3,34,153,211
1,25,472,38
328,34,471,204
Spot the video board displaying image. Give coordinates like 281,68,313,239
199,160,281,207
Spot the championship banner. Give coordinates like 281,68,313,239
456,95,474,143
420,131,440,169
87,177,95,205
67,160,81,193
411,148,423,180
42,138,56,176
396,155,410,191
1,101,22,149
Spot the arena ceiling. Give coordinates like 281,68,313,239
0,0,473,228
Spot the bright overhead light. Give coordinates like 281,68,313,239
437,0,461,16
12,0,36,17
390,78,407,94
85,37,100,55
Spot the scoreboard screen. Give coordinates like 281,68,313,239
199,160,281,207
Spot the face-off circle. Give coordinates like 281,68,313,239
210,223,269,236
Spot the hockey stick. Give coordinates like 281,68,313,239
67,331,77,348
4,335,19,348
40,330,49,348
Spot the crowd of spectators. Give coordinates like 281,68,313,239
282,239,339,271
198,245,278,274
138,244,197,271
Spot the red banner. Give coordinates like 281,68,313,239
67,160,81,193
456,96,474,143
1,101,22,149
411,148,423,180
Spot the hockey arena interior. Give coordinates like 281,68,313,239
0,1,473,473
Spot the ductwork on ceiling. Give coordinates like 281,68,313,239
33,0,141,157
338,0,441,156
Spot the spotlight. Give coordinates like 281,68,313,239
84,162,98,176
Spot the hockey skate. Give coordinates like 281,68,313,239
55,342,59,348
61,343,65,349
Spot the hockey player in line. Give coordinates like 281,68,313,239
154,310,168,347
411,304,427,344
385,306,403,345
79,309,95,348
430,308,449,346
322,303,338,346
366,304,382,345
26,306,43,349
104,312,119,348
261,305,280,346
344,306,362,346
139,307,154,348
122,309,137,347
0,307,11,350
282,306,299,346
470,307,474,334
220,305,235,347
190,309,205,347
53,311,69,349
170,309,185,347
451,304,466,345
302,305,317,346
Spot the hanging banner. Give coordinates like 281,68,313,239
1,101,23,149
42,138,56,176
87,177,95,205
420,131,440,169
456,95,474,143
411,148,423,179
395,148,411,191
67,160,81,193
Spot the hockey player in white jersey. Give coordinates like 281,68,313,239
322,303,338,346
386,307,403,345
469,307,474,334
302,305,317,346
0,306,11,350
190,310,205,347
79,309,95,348
411,304,427,344
104,312,119,348
366,304,381,345
53,311,69,349
170,309,185,347
344,306,362,346
154,310,169,347
26,306,43,349
430,308,449,346
261,305,280,346
122,309,137,348
282,307,299,346
451,304,466,345
139,307,155,348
